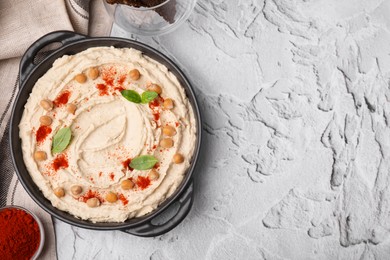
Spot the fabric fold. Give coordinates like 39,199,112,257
0,0,112,258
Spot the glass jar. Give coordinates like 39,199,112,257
103,0,197,36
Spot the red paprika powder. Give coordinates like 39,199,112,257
36,125,52,144
0,207,41,259
136,176,151,190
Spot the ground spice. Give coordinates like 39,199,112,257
149,97,161,110
118,193,129,205
36,125,52,143
53,90,71,107
117,74,126,85
52,154,69,171
137,176,151,190
97,67,127,95
109,172,115,181
153,113,160,121
101,66,116,87
78,190,103,203
122,158,134,171
96,83,109,96
0,208,40,259
113,86,125,92
149,96,163,124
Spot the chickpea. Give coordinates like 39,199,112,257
173,153,184,164
148,170,160,181
162,125,177,136
54,187,65,198
66,103,77,114
147,84,162,95
39,115,52,126
34,151,47,161
86,198,100,208
70,185,82,195
106,192,118,203
121,179,134,190
160,138,174,148
129,69,140,80
40,99,53,111
74,73,87,83
88,67,99,80
163,98,174,110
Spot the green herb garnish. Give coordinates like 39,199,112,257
130,155,158,170
121,90,142,103
52,127,71,154
121,90,158,104
141,91,158,104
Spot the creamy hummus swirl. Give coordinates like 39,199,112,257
19,47,197,222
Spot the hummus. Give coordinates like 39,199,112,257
19,47,197,222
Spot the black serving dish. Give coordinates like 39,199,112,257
9,31,202,237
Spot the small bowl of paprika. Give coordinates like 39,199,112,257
0,206,44,260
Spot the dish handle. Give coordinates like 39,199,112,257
19,30,87,86
122,181,194,237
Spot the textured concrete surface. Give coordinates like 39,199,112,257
55,0,390,259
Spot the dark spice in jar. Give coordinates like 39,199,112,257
0,208,41,259
105,0,177,23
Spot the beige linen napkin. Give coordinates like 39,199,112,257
0,0,112,259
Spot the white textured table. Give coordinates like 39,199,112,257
55,1,390,259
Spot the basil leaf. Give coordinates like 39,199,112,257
130,155,158,170
121,90,141,103
141,91,158,104
52,127,71,154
